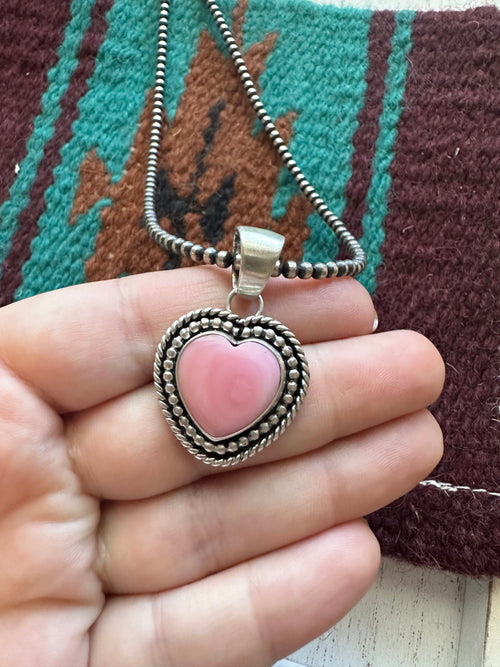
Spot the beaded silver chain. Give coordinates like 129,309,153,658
144,0,367,280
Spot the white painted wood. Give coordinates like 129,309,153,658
272,558,490,667
456,577,490,667
485,580,500,667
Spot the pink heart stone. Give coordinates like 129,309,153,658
176,333,282,440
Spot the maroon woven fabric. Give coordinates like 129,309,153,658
368,9,500,575
0,0,72,204
0,0,113,305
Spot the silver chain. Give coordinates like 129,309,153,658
144,0,367,279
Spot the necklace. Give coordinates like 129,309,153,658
144,0,367,467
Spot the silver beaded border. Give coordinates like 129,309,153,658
154,308,310,466
143,0,367,280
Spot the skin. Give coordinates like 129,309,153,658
0,267,445,667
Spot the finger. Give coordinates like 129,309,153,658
0,360,63,519
89,520,380,667
0,268,375,412
96,409,441,594
68,330,445,499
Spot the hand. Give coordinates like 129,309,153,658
0,268,444,667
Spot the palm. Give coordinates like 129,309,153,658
0,268,444,667
0,394,102,667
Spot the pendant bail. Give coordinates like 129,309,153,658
232,226,285,298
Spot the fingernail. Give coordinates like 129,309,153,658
372,312,379,332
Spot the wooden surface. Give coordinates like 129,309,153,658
485,579,500,667
273,558,492,667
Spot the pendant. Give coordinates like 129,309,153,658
154,227,310,466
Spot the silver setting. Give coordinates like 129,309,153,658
232,226,285,297
226,289,264,317
154,307,310,466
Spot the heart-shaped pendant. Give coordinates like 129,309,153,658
154,307,309,466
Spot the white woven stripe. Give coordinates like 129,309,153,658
419,479,500,498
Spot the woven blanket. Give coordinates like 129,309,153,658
0,0,498,576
